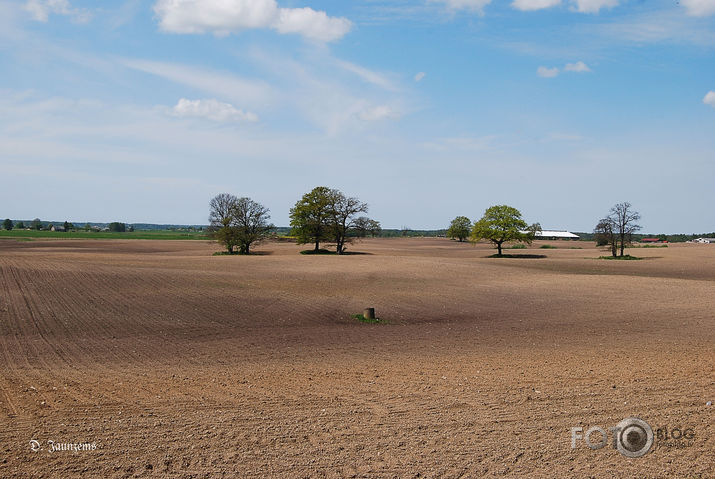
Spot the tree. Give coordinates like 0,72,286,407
209,193,240,254
63,221,71,231
353,217,382,238
611,202,641,257
594,217,618,257
32,218,42,230
289,186,337,252
470,205,540,256
594,202,641,257
447,216,471,242
231,197,274,254
16,221,25,229
328,191,368,254
3,218,13,230
208,194,273,254
108,222,126,233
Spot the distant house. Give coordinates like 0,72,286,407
533,230,580,240
50,224,65,232
693,238,715,244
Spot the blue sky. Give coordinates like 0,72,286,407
1,0,714,232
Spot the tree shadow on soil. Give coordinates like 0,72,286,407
486,253,547,259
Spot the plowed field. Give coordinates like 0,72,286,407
0,238,712,478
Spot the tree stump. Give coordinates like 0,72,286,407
363,308,375,320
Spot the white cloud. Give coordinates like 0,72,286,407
274,7,352,42
571,0,619,14
433,0,492,14
512,0,561,11
25,0,90,23
414,72,426,82
153,0,351,42
564,61,591,72
681,0,715,16
537,66,560,77
358,105,399,121
704,91,715,107
172,98,258,122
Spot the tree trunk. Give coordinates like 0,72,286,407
314,240,319,251
619,234,625,256
497,242,503,256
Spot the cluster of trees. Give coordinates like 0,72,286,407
447,206,541,256
208,187,381,255
208,194,275,254
289,186,380,254
594,202,641,257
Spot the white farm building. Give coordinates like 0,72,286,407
533,230,580,240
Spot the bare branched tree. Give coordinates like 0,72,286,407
611,202,641,257
594,202,641,257
209,194,273,254
329,192,368,255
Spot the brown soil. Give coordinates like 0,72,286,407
0,238,712,478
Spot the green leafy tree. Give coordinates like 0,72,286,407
16,221,25,229
447,216,471,242
289,186,336,252
352,217,382,238
470,205,540,256
3,218,13,230
108,222,126,232
63,221,71,231
32,218,42,230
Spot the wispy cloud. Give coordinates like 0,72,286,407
537,66,560,77
122,58,273,108
414,72,426,82
171,98,258,122
512,0,561,12
681,0,715,17
431,0,492,15
564,61,591,72
336,60,398,91
571,0,619,14
24,0,91,23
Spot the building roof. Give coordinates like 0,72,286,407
534,230,580,239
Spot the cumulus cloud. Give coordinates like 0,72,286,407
564,61,591,72
25,0,90,23
571,0,618,13
704,91,715,107
537,66,560,78
153,0,351,42
433,0,492,14
358,105,399,121
681,0,715,17
414,72,426,82
172,98,258,122
512,0,561,12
